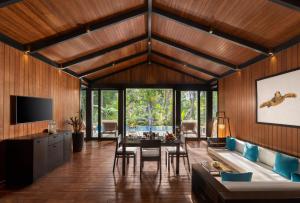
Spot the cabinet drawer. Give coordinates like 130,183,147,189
47,141,63,171
48,134,63,145
33,137,47,180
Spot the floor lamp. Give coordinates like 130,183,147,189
211,111,231,138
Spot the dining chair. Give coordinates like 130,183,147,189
113,135,137,172
165,135,190,172
140,139,162,179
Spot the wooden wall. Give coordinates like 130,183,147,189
0,41,80,140
219,43,300,157
93,63,205,86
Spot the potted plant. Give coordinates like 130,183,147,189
67,114,85,152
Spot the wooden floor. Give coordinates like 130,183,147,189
0,140,212,203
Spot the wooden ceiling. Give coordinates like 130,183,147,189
0,0,299,85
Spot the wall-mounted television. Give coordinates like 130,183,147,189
11,96,53,124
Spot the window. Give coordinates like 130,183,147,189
200,91,207,138
212,91,218,118
92,90,99,138
101,90,119,138
80,89,87,136
126,89,173,136
181,91,198,138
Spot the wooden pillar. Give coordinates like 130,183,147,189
206,91,213,138
86,88,92,141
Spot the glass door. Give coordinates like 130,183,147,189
100,90,119,138
200,91,207,138
92,90,99,138
180,91,198,138
125,88,173,137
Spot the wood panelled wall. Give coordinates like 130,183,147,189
219,43,300,157
94,63,204,85
0,42,80,140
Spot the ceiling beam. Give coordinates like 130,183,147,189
30,52,60,68
152,51,220,78
152,34,237,70
147,0,152,62
0,0,22,7
0,32,25,51
79,51,147,77
62,35,147,68
27,6,147,53
153,7,270,55
91,61,148,83
270,0,300,11
152,61,208,83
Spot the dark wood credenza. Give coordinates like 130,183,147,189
6,131,72,186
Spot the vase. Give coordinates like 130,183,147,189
72,132,84,152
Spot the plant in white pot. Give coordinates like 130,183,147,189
67,114,85,152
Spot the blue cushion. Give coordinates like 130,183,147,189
220,171,253,182
273,153,298,179
291,173,300,182
226,137,236,151
243,143,259,162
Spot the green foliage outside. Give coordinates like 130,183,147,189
126,89,173,128
81,89,214,129
80,89,86,123
212,91,218,118
181,91,198,121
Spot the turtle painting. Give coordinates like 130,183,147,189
260,91,297,108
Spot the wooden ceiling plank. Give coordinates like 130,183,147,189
0,0,22,8
152,61,208,83
91,61,148,83
152,51,220,78
62,35,147,68
270,0,300,11
147,0,152,61
152,34,237,70
79,51,147,77
152,7,269,56
240,34,300,69
27,6,147,53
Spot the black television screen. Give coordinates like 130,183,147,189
11,96,53,124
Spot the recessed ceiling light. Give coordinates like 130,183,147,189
268,52,274,56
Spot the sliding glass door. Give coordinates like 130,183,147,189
100,90,119,138
181,91,198,138
200,91,207,138
87,88,213,139
92,90,99,138
126,89,173,136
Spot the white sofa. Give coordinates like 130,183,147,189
208,138,300,191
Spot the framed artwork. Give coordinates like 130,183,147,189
256,68,300,127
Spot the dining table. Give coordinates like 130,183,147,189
120,135,182,176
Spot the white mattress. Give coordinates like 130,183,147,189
208,147,288,182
